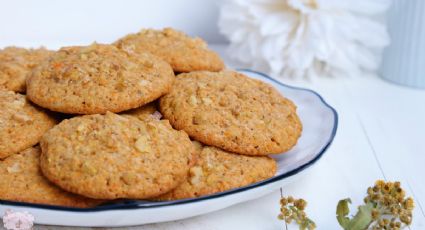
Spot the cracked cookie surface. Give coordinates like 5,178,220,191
27,43,174,114
40,112,193,199
160,70,302,155
0,90,57,159
0,146,102,207
156,142,277,200
0,47,52,92
115,28,224,73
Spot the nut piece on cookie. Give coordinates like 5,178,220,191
0,47,53,93
26,43,175,114
159,70,302,156
0,146,102,208
39,112,194,200
0,90,57,159
114,28,225,73
121,102,160,121
156,143,277,200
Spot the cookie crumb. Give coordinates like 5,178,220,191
189,166,203,185
6,163,20,173
135,136,151,153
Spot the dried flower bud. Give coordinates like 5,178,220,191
339,180,415,230
3,209,35,230
278,190,315,230
288,196,294,203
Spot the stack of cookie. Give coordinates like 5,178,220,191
0,28,302,207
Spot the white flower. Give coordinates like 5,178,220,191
2,210,35,230
219,0,391,78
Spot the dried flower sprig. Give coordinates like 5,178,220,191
337,180,414,230
278,189,316,230
2,209,34,230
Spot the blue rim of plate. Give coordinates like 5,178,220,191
0,69,338,212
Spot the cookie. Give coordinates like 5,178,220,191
156,143,277,200
0,146,102,208
40,112,194,199
0,47,52,92
114,28,224,73
159,70,302,156
26,43,174,114
122,102,159,121
0,90,57,159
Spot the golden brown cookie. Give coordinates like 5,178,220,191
114,28,224,73
40,112,194,200
0,146,102,208
156,143,277,200
0,47,52,92
26,43,174,114
160,70,302,156
0,90,57,159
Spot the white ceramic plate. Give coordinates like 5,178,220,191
0,69,338,227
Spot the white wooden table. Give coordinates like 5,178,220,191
3,44,425,230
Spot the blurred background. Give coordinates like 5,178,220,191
0,0,225,49
2,0,423,87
